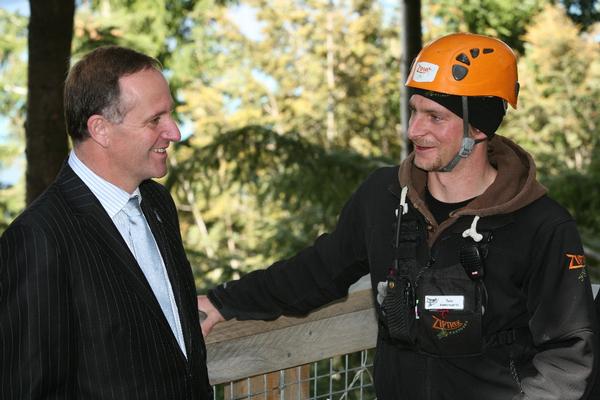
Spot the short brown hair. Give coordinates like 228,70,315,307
64,45,161,142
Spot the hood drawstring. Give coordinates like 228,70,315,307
462,215,483,242
398,186,409,217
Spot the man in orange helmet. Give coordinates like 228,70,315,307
198,33,597,399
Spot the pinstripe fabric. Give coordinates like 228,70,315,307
0,163,211,399
69,151,186,355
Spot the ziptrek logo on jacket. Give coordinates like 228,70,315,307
432,315,468,339
566,254,586,270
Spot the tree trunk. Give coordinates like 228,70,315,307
400,0,421,161
26,0,75,204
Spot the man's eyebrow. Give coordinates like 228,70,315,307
409,103,446,115
145,106,174,122
423,107,445,115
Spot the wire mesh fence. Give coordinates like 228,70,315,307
212,349,376,400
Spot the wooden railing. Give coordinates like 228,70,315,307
205,276,375,386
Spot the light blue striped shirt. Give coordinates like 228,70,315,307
68,150,187,356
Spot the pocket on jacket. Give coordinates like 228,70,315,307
416,263,483,356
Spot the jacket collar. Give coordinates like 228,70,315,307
397,135,547,219
395,136,547,245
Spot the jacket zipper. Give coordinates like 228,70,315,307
413,256,435,320
509,358,525,394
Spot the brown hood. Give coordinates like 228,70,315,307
399,135,547,221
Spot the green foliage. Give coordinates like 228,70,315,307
543,135,600,272
504,5,600,177
2,0,600,283
425,1,599,52
545,171,600,235
501,4,600,271
73,0,208,60
177,0,402,153
561,0,600,28
0,8,27,233
0,181,24,233
189,125,392,220
545,163,600,277
425,0,546,52
0,8,27,142
170,126,392,292
163,0,403,290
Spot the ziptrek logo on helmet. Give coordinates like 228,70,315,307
412,62,439,83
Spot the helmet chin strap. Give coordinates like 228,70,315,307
439,96,482,172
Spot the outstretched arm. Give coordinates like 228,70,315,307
197,295,225,337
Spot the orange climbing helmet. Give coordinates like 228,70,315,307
405,32,519,108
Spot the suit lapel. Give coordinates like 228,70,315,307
141,194,192,357
56,164,174,333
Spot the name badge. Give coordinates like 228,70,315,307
424,295,464,310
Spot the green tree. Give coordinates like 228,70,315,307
3,0,599,281
560,0,600,28
425,1,599,52
424,0,546,53
504,4,600,176
167,0,403,288
171,126,393,291
502,4,600,271
182,0,402,154
0,8,27,231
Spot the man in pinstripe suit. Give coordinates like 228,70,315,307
0,46,212,399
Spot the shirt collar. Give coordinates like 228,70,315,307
68,150,142,218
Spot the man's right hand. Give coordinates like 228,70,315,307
197,295,225,337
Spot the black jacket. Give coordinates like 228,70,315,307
0,164,212,399
210,136,596,400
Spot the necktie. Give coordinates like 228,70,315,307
122,196,186,355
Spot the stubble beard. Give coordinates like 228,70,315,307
413,154,444,172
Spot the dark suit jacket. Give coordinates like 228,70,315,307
0,164,212,399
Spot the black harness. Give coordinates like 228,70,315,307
379,190,532,356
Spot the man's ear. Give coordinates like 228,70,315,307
87,115,110,148
471,127,488,141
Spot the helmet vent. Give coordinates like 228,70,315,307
456,53,470,65
470,48,480,58
483,48,494,54
452,65,468,81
